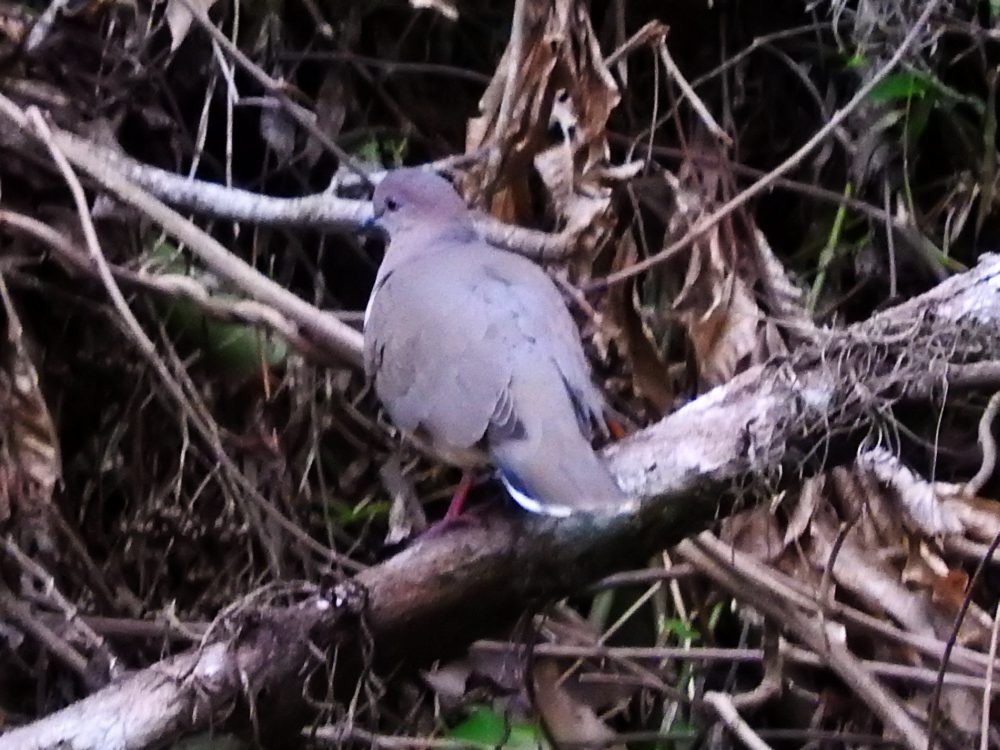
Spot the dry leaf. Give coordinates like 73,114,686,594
809,507,937,637
259,99,297,164
783,475,823,546
463,0,626,260
532,660,624,750
380,454,427,545
165,0,218,53
643,139,809,391
0,276,60,550
605,234,672,413
304,70,348,167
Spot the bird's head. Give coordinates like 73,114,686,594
370,169,472,241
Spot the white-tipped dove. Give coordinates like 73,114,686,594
364,169,629,517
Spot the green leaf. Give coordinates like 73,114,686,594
355,138,382,164
161,299,288,377
150,241,288,379
352,135,410,168
905,93,935,143
448,707,545,749
707,601,725,631
659,617,701,642
845,51,866,69
327,500,391,525
866,72,932,102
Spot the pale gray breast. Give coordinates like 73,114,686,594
364,243,604,456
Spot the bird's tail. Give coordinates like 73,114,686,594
491,429,629,517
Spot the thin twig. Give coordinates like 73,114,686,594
702,692,773,750
0,97,365,366
0,583,90,678
657,39,731,146
0,209,328,363
1,99,365,575
927,527,1000,750
604,21,667,68
981,600,1000,750
595,0,943,288
0,536,113,665
681,535,929,750
278,51,491,84
966,389,1000,495
175,0,372,184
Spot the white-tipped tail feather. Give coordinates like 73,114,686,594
499,472,573,517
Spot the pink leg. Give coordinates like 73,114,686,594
605,415,627,440
444,473,473,521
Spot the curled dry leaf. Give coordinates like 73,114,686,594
809,501,938,637
783,474,823,546
637,142,809,393
0,276,60,550
604,233,673,414
532,660,624,750
379,454,427,545
463,0,629,261
670,173,801,388
723,444,999,733
671,228,762,388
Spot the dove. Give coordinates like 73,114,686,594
364,169,628,517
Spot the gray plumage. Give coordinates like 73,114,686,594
364,169,627,516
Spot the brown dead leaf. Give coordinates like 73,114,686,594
672,248,761,387
463,0,628,261
783,475,824,547
809,506,937,637
379,454,427,545
941,490,1000,543
0,276,60,550
640,141,809,392
721,504,784,563
532,660,623,750
664,177,768,389
304,70,349,168
605,233,672,413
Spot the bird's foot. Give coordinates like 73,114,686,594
420,512,480,539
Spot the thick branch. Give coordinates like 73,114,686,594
3,255,1000,749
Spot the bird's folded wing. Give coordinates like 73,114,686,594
364,245,605,451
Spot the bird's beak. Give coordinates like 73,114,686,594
361,211,389,243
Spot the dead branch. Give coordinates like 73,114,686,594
0,124,575,260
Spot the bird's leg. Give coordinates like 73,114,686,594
605,415,628,440
417,473,479,540
444,472,474,520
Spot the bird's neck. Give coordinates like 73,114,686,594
378,222,479,278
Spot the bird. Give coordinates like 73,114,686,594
363,168,629,517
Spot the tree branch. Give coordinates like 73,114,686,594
3,254,1000,749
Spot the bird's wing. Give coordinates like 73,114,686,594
364,247,514,450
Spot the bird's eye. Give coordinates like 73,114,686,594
386,198,400,212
